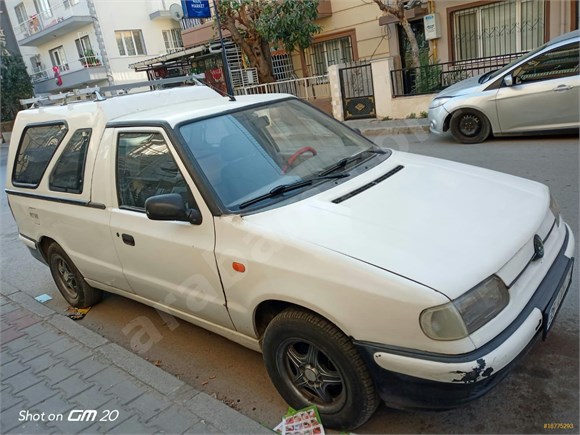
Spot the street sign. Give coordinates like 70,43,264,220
181,0,211,18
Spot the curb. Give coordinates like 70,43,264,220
359,125,430,137
0,281,271,434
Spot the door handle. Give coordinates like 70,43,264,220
553,85,573,92
121,233,135,246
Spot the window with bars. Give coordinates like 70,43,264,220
453,0,545,61
115,30,146,56
305,36,353,76
162,28,184,54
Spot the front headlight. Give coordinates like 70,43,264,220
429,96,453,109
550,193,561,227
420,276,509,340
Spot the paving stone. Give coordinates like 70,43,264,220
15,381,58,407
31,329,68,349
95,343,183,395
107,415,155,434
72,385,114,410
15,342,51,363
0,328,25,346
0,402,27,433
82,399,132,434
88,366,130,390
10,420,55,434
26,353,60,374
22,322,61,344
103,380,145,406
145,405,200,434
2,334,36,353
2,308,30,323
0,302,19,314
185,393,271,434
10,313,42,331
3,370,42,394
0,388,24,411
52,374,93,399
57,346,92,366
0,358,28,379
38,336,77,356
47,315,108,349
38,362,78,385
71,356,108,379
29,393,74,418
125,390,171,418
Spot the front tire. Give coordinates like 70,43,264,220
450,109,491,144
263,308,379,431
47,243,102,308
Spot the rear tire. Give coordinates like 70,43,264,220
262,308,379,431
47,243,102,308
450,109,491,144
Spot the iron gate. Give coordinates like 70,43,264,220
339,63,375,120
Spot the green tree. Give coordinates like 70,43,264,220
257,0,321,76
217,0,321,83
1,51,33,122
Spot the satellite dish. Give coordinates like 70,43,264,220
169,3,184,21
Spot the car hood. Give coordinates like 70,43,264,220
243,151,548,299
436,75,486,98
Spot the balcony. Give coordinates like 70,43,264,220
149,0,182,20
31,55,107,94
14,1,93,47
317,0,332,18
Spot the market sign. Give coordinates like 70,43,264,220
181,0,211,18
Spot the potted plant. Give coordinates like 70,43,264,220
82,49,101,67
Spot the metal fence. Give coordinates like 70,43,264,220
234,75,330,102
390,52,526,97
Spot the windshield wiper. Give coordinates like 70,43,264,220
318,148,385,177
239,173,350,209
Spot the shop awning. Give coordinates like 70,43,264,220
130,45,208,71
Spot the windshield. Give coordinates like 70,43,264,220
178,99,385,211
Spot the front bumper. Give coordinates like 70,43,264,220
355,224,575,409
428,105,450,135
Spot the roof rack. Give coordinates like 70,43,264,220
20,74,206,109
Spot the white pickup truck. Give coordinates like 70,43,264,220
6,85,575,430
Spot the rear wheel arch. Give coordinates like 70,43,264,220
39,236,58,261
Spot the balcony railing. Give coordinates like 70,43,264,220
13,0,91,43
390,52,527,97
30,54,103,84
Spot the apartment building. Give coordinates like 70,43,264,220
5,0,185,95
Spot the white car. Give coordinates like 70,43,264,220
6,85,575,430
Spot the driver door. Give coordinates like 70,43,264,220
495,42,579,133
109,127,233,329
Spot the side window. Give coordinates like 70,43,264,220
49,129,91,194
13,123,68,187
116,132,195,211
515,43,579,84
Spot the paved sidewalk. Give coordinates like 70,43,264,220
345,118,430,137
0,282,270,434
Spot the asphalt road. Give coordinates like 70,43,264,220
1,132,578,434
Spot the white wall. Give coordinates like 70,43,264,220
92,0,182,84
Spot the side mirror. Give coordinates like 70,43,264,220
352,127,362,135
145,193,202,225
503,74,514,87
